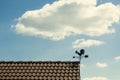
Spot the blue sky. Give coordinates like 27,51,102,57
0,0,120,80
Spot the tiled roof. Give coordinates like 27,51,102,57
0,61,80,80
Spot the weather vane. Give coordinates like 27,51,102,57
73,49,88,80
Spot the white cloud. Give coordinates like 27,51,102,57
114,56,120,61
81,64,85,68
96,62,108,68
13,0,120,41
72,39,104,48
83,77,109,80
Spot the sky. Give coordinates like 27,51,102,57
0,0,120,80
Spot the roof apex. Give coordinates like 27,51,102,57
0,61,80,63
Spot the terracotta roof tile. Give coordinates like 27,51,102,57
0,61,80,80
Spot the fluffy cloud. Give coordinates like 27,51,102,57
13,0,120,40
72,39,104,48
96,62,108,68
114,56,120,61
81,64,85,68
83,77,109,80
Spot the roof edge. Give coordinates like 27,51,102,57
0,61,80,63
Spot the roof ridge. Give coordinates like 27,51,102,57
0,61,79,63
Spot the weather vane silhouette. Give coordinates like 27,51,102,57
73,49,88,80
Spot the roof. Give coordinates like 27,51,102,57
0,61,80,80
